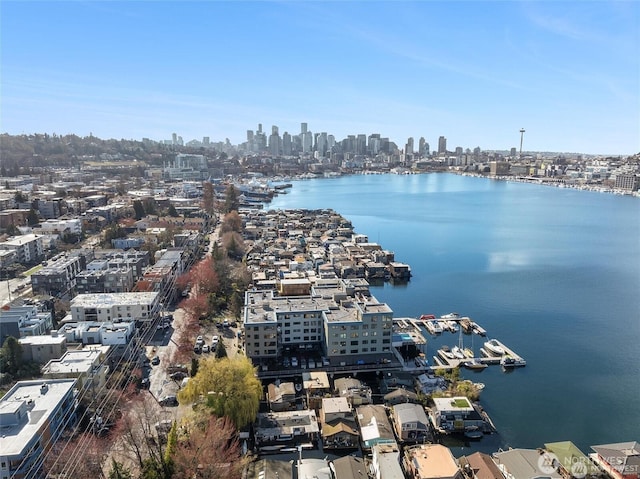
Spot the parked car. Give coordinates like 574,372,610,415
291,357,299,367
212,335,219,346
151,356,160,365
196,335,205,345
222,319,230,328
169,371,187,381
193,344,202,354
159,395,178,407
202,344,210,353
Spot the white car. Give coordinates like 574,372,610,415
212,335,219,346
202,344,210,353
291,357,299,367
196,335,205,345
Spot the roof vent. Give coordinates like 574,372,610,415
40,383,49,394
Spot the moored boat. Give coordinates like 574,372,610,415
463,359,488,370
484,339,505,356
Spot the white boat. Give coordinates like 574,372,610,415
446,320,459,332
463,358,488,370
501,355,527,368
451,346,466,360
426,320,443,334
484,339,506,356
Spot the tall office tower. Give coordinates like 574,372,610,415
283,132,292,156
172,133,178,145
292,135,302,154
368,134,381,155
203,137,210,146
510,147,517,157
255,130,267,152
302,130,313,154
418,137,428,156
355,134,366,155
246,130,255,153
258,123,263,133
455,146,463,156
313,133,320,152
405,137,414,155
438,136,447,154
317,132,328,157
328,134,335,150
269,126,281,156
473,146,481,160
301,122,308,134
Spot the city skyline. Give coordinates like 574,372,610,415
1,1,639,155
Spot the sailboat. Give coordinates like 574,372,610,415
463,332,488,370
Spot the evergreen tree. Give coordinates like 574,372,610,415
133,200,146,220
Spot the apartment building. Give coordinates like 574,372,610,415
0,379,78,479
70,292,160,324
0,234,44,265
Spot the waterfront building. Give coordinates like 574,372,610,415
590,442,640,479
458,452,504,479
371,443,404,479
492,448,562,479
403,444,463,479
429,396,484,433
331,456,368,479
355,404,396,451
0,379,78,479
390,402,430,443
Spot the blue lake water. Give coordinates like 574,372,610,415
266,173,640,451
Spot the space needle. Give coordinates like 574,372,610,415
519,128,526,158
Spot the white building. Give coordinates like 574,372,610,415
0,234,44,264
0,379,78,479
70,292,160,323
42,346,110,391
0,305,53,345
37,218,82,236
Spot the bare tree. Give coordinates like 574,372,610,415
172,416,245,479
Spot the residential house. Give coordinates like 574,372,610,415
383,388,419,406
430,397,484,433
371,443,405,479
320,397,358,451
254,410,319,452
492,448,562,479
334,377,372,406
331,456,368,479
302,371,330,412
403,444,463,479
458,452,505,479
391,403,431,443
545,441,598,479
267,382,296,412
355,405,396,451
590,442,640,479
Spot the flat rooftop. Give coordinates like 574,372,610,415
71,292,158,307
0,379,76,458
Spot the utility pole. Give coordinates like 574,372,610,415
519,128,526,158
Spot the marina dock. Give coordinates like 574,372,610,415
396,315,526,372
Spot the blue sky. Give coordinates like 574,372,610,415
2,1,639,155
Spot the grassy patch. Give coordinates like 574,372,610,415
23,264,43,276
453,398,470,408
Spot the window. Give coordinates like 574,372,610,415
350,340,358,346
350,349,358,354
